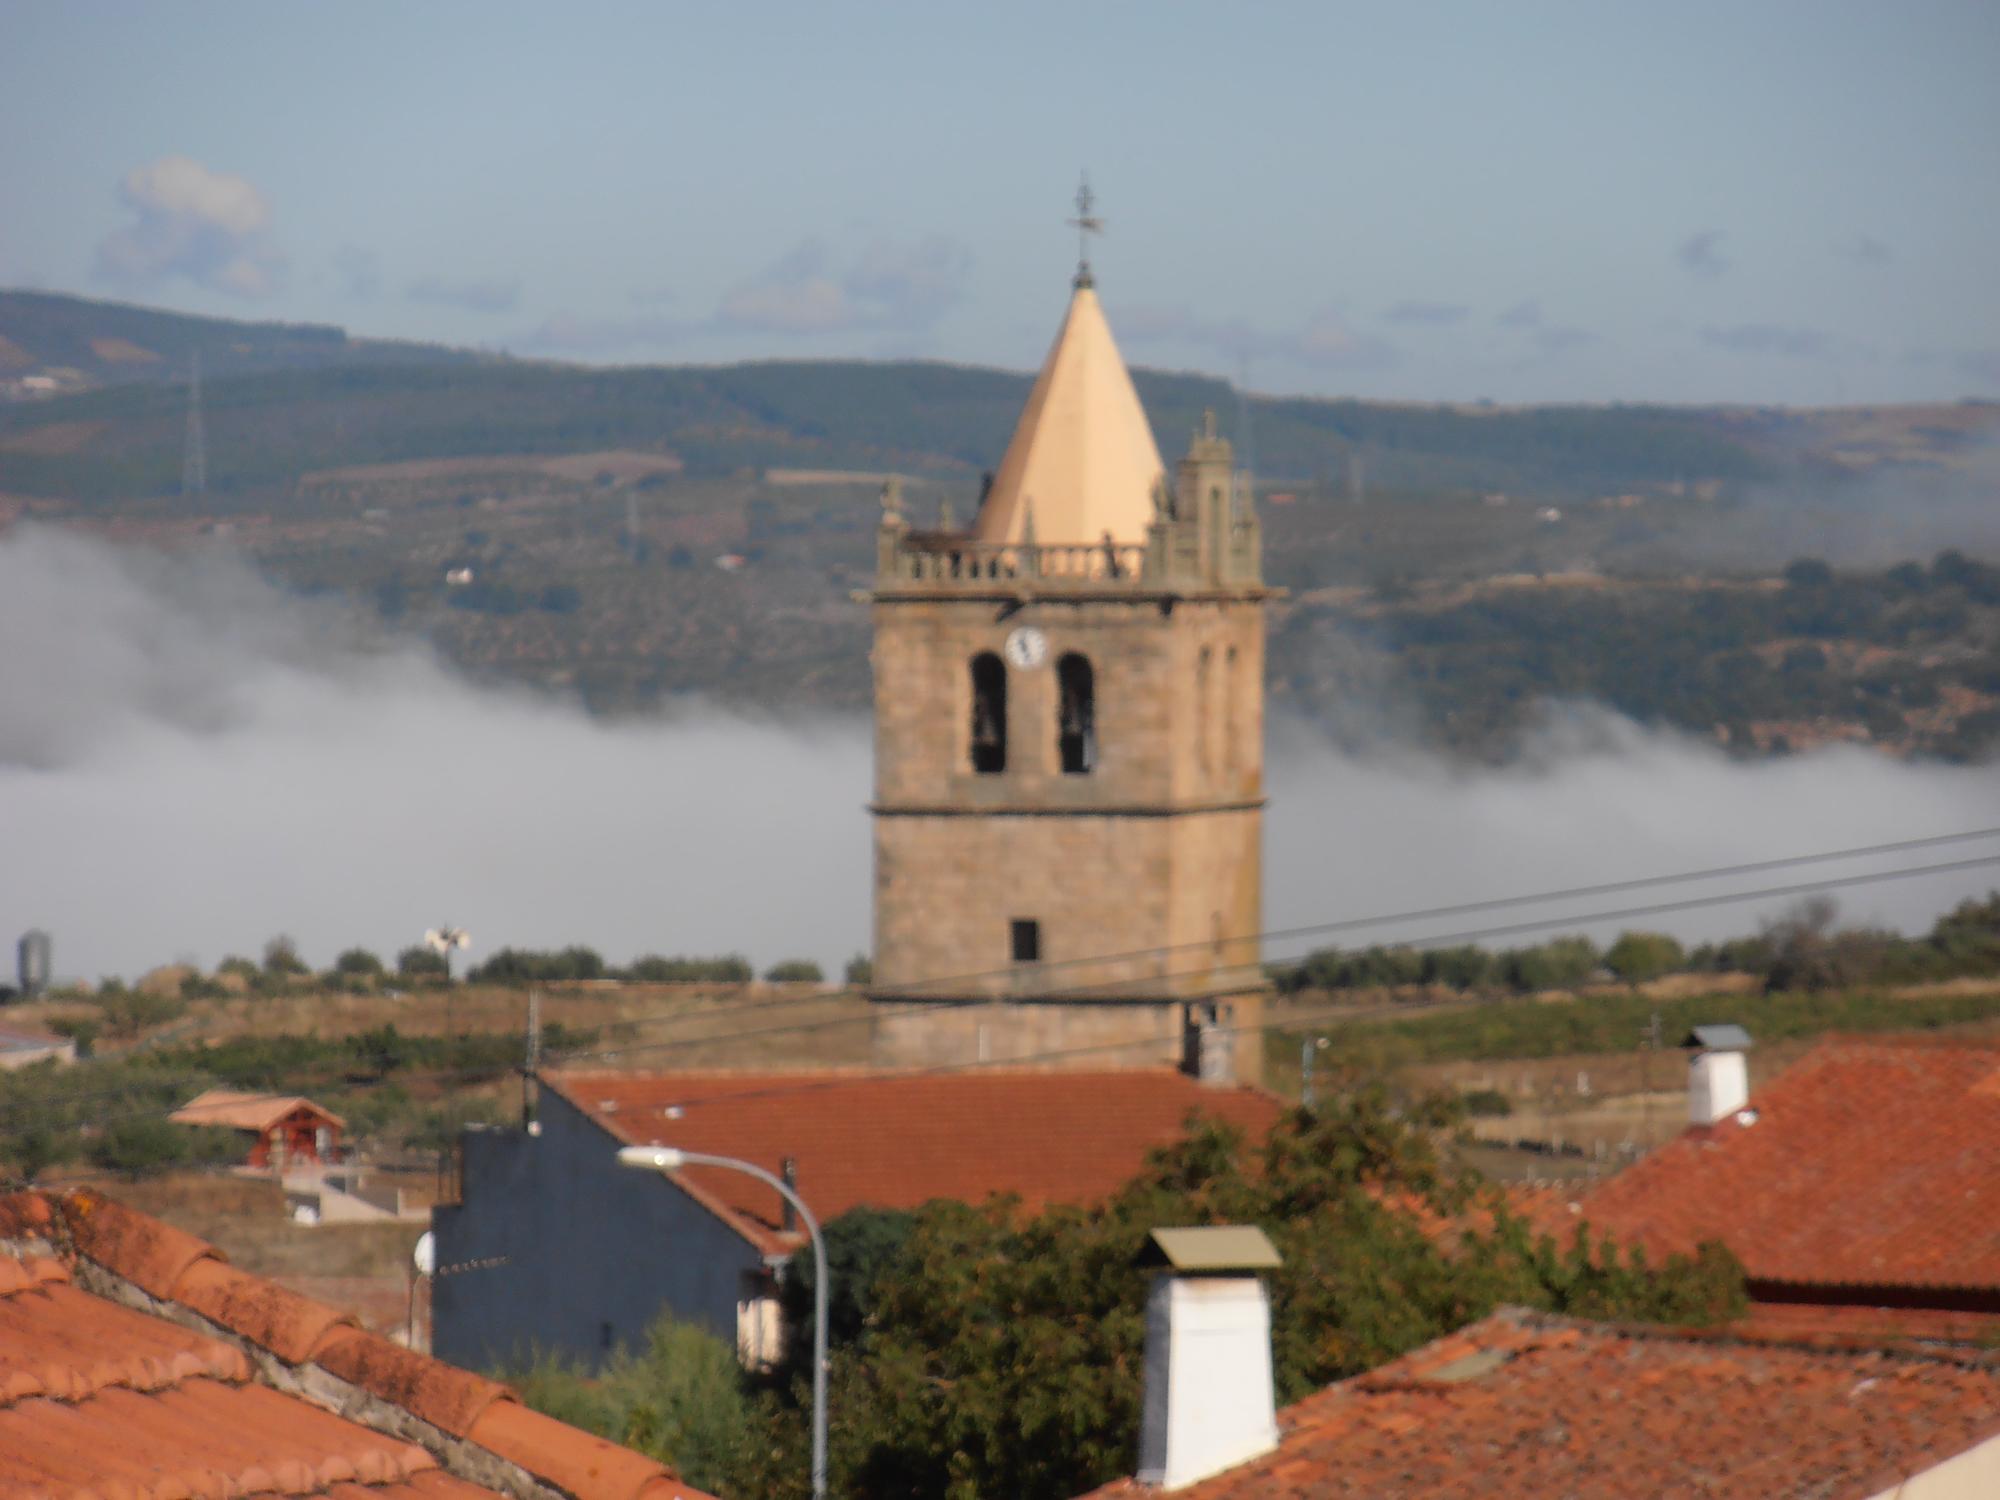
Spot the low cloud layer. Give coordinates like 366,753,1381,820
95,156,283,298
1663,429,2000,570
2,527,1995,983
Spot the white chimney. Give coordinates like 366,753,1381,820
1684,1024,1754,1125
1136,1226,1282,1490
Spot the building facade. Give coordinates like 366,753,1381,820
867,272,1272,1082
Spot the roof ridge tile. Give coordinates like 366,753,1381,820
61,1187,221,1299
311,1325,515,1438
173,1257,359,1364
469,1400,683,1500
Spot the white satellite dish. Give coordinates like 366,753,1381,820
413,1230,437,1277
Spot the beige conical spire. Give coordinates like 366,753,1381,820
970,283,1166,547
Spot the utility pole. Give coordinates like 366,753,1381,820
1639,1010,1663,1148
1300,1035,1328,1111
181,350,207,500
522,988,542,1128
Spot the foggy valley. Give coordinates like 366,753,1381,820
6,523,1995,983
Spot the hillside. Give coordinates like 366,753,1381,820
0,288,1786,502
2,289,1998,759
0,289,484,396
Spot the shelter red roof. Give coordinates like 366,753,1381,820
171,1087,347,1133
0,1188,716,1500
1570,1036,2000,1293
546,1068,1284,1254
1082,1307,2000,1498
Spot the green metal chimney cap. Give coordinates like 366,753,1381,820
1138,1225,1282,1273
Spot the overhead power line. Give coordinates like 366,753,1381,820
499,823,2000,1051
10,833,2000,1136
542,844,2000,1073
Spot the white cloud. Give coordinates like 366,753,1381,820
715,236,973,337
718,242,851,333
94,155,283,298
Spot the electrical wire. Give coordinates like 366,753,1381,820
11,836,2000,1137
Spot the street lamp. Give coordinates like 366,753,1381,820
617,1144,828,1500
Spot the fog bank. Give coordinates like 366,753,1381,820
3,526,1996,983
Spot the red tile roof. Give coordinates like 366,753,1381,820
1568,1036,2000,1294
547,1068,1284,1254
0,1188,717,1500
1082,1308,2000,1499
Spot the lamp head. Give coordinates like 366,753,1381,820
617,1144,686,1171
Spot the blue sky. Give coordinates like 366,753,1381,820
2,0,1995,403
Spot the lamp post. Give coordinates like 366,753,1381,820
617,1144,828,1500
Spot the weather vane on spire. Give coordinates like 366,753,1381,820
1068,172,1103,288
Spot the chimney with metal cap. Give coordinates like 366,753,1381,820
1135,1225,1282,1490
1684,1024,1754,1125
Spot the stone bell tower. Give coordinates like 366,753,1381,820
865,244,1271,1084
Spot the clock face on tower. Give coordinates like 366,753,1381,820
1003,626,1049,670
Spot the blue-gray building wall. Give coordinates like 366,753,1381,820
431,1088,766,1371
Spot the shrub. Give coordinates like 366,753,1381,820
1500,936,1599,992
1461,1087,1513,1118
334,947,386,977
763,959,823,983
469,947,606,985
46,1017,99,1057
87,1119,241,1180
397,946,450,980
624,954,755,983
1604,931,1686,985
95,986,186,1039
843,954,874,986
263,935,310,976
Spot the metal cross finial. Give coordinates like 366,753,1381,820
1068,173,1103,288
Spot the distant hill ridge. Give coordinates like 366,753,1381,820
0,286,1985,507
0,288,484,388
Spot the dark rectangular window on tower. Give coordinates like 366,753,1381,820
1010,919,1041,964
971,652,1007,774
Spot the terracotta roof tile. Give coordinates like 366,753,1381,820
61,1185,220,1297
1573,1037,2000,1292
176,1254,359,1363
313,1326,512,1438
469,1401,685,1500
1081,1308,2000,1498
172,1087,347,1133
549,1067,1284,1253
0,1190,721,1500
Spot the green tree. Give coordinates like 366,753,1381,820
334,947,386,977
745,1093,1744,1500
842,954,874,987
763,959,823,983
1603,931,1686,985
1501,935,1600,992
397,946,450,981
263,935,309,976
87,1119,241,1180
505,1313,750,1495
